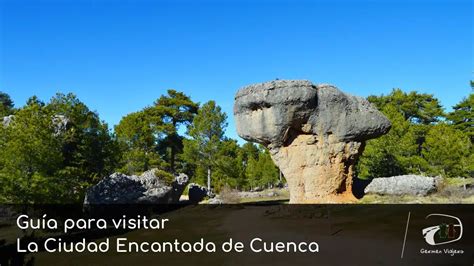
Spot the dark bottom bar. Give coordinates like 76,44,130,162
0,204,472,266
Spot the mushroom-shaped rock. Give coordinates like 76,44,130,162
234,80,391,203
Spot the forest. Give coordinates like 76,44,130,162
0,85,472,203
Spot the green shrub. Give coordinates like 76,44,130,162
154,169,175,186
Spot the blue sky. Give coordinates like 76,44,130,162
0,0,472,141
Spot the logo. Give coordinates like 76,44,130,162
422,214,463,246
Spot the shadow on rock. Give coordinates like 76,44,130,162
352,177,372,199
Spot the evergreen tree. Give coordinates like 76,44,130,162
241,142,260,163
244,146,279,189
0,94,118,203
213,139,246,190
368,89,444,124
183,101,227,191
47,93,119,184
0,91,14,116
152,90,198,172
115,90,198,174
245,152,260,189
423,123,472,177
256,149,279,187
0,99,64,203
358,104,427,178
448,93,474,142
360,90,474,179
115,109,163,174
360,89,446,178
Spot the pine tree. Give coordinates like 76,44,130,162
368,88,444,124
244,146,279,189
183,101,227,191
258,149,279,188
0,91,14,116
47,93,119,184
0,98,63,203
0,94,119,203
358,104,427,178
115,109,163,174
448,93,473,143
152,90,198,172
423,124,472,177
212,139,246,190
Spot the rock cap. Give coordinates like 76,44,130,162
234,80,391,148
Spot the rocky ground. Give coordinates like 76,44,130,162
360,177,474,204
84,169,474,205
201,176,474,204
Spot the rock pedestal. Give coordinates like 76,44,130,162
234,80,391,203
272,134,364,202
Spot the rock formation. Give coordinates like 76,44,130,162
2,115,14,127
234,80,391,203
364,175,441,196
188,183,208,203
84,170,189,204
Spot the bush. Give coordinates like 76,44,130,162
154,169,175,186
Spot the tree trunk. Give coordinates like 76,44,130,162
170,122,177,172
170,146,175,172
207,167,211,192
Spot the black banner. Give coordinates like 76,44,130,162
1,204,472,266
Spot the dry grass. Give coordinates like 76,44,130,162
218,185,241,204
360,177,474,204
237,178,474,204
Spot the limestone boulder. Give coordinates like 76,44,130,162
364,175,441,196
2,115,14,127
84,170,189,204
